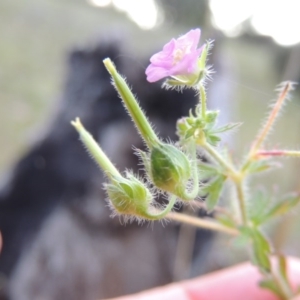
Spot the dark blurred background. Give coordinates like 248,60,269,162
1,0,300,298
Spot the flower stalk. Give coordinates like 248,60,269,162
166,211,239,236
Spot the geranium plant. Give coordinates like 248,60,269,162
71,29,300,299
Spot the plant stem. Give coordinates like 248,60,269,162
271,269,294,300
235,180,247,225
146,195,177,220
200,141,237,177
257,150,300,158
167,212,239,236
249,82,292,158
197,138,248,225
200,84,207,120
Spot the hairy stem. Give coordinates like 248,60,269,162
146,195,177,220
200,84,207,120
235,180,247,226
249,82,292,158
200,141,237,176
167,212,239,236
257,150,300,158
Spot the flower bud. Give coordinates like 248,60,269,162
105,172,152,218
149,143,192,199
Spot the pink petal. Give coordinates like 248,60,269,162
177,29,201,52
145,65,169,82
169,51,198,75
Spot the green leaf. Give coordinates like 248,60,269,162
263,193,300,221
252,230,271,273
246,159,280,174
239,227,271,273
211,122,242,134
197,161,221,180
248,189,271,226
202,175,226,211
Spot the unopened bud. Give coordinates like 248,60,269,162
149,143,192,199
105,172,152,218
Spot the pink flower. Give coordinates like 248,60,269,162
145,29,204,83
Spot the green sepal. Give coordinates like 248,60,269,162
105,172,152,218
135,149,151,175
205,111,219,127
149,143,192,199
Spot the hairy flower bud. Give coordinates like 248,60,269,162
149,143,192,199
105,172,153,218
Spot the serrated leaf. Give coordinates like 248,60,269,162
246,159,280,174
211,122,242,134
206,134,221,146
259,279,283,297
197,161,221,180
239,227,271,273
263,193,300,221
248,189,271,226
252,229,271,273
203,175,226,211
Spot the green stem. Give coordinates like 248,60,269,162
235,180,247,226
145,195,177,220
167,211,239,236
103,58,160,149
248,82,291,158
200,84,207,120
71,118,120,178
271,269,294,300
197,139,248,225
200,140,237,176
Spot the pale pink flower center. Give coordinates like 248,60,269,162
173,49,184,65
172,45,190,66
